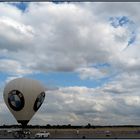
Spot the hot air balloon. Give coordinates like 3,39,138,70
3,78,46,127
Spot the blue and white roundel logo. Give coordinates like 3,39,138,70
8,90,24,111
34,92,45,111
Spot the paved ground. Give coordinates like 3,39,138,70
1,127,140,138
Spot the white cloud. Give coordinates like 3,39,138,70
124,96,140,107
0,2,120,73
29,82,140,125
0,59,32,75
77,67,109,80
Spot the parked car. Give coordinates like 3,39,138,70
105,130,111,137
35,131,50,138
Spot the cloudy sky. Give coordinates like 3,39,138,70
1,2,140,126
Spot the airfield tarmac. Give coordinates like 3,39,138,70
1,127,140,138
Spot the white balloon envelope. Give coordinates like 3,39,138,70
3,78,46,126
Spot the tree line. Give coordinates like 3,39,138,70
1,123,140,129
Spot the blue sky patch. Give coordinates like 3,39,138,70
0,72,8,82
109,16,130,28
127,31,137,47
109,16,137,47
92,63,110,69
25,71,112,88
9,2,28,12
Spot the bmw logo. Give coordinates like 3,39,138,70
34,92,45,111
8,90,25,111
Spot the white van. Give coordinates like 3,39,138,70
35,131,50,138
